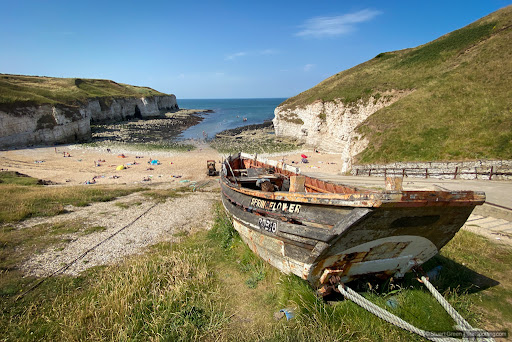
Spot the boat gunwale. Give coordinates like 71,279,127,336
221,154,485,208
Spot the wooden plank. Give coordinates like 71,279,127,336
289,175,306,192
284,244,313,263
222,195,324,247
321,205,476,260
221,183,351,227
236,175,279,182
305,184,331,193
331,208,374,236
277,222,336,242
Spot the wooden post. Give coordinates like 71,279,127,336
489,166,494,180
425,168,429,179
402,168,405,178
385,177,403,191
289,175,306,192
384,168,387,178
454,167,458,179
369,169,372,177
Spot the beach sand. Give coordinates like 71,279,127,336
0,139,344,277
0,143,343,186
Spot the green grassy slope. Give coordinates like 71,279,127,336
0,74,167,108
279,6,512,163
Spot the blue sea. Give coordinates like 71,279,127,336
177,98,286,140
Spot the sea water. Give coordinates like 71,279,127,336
177,98,287,140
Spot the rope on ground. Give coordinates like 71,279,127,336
337,284,458,342
419,276,495,342
420,276,471,331
337,279,495,342
16,201,159,301
190,180,212,192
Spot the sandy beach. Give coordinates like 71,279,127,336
0,139,344,277
0,142,344,186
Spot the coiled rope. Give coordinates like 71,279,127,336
337,277,495,342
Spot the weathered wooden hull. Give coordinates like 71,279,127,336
220,153,485,290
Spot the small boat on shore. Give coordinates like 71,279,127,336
220,153,485,294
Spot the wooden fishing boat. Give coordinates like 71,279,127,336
220,153,485,294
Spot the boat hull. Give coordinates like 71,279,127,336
220,153,484,289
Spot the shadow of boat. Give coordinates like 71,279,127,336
418,254,500,295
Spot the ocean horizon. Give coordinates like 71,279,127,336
177,98,287,140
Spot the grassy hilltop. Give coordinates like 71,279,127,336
280,6,512,163
0,74,167,109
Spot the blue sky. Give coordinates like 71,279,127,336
1,0,509,99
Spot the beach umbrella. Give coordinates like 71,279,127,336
301,154,308,159
116,165,126,170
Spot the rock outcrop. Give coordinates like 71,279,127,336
0,95,178,148
273,90,412,172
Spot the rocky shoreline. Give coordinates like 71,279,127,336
90,109,210,144
210,120,302,154
214,120,274,137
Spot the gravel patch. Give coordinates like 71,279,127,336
21,189,219,277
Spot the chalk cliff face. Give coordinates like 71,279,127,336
0,95,178,148
273,90,412,172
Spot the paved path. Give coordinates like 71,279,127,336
467,215,512,235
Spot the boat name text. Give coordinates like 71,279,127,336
250,198,301,213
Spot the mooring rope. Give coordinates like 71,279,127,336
16,201,159,301
419,276,471,331
337,278,495,342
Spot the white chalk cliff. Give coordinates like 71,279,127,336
0,95,177,148
273,90,412,172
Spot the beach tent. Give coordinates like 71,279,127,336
151,160,159,165
116,165,126,170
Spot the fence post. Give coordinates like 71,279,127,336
369,169,371,177
425,168,428,179
489,166,493,180
384,168,387,178
454,167,458,180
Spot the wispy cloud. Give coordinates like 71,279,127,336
259,49,279,55
296,9,381,38
225,52,247,61
225,49,279,61
303,64,315,72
